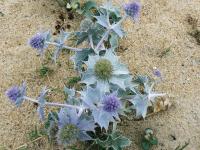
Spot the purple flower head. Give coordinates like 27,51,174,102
5,82,26,107
57,108,95,146
6,86,20,102
153,67,161,78
81,87,122,130
28,31,51,55
124,1,141,21
103,93,121,113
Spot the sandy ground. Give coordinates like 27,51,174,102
0,0,200,149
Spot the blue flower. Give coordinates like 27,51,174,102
103,93,121,113
81,87,122,130
29,31,51,55
153,67,161,78
57,108,95,146
124,1,141,21
5,82,26,107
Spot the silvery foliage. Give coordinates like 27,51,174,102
81,50,132,93
57,107,96,146
37,87,49,121
80,86,122,130
5,0,166,149
130,76,166,118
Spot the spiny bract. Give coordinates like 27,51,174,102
81,86,122,130
81,50,132,92
57,108,95,146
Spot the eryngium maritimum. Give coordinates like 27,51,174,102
103,93,121,113
124,1,141,21
5,82,26,107
81,50,132,92
29,31,51,55
57,108,95,146
81,87,122,129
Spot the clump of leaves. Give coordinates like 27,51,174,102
66,76,81,87
187,15,200,45
186,15,198,29
38,65,53,77
56,0,80,10
141,128,158,150
91,131,131,150
190,29,200,44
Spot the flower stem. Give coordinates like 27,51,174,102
111,15,127,29
94,15,127,52
94,29,111,52
23,96,84,110
89,34,94,49
45,41,82,51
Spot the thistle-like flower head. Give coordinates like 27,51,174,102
5,82,26,107
124,1,141,21
94,59,113,80
6,86,20,102
57,108,95,146
82,50,131,92
29,31,51,55
81,86,122,130
103,93,121,113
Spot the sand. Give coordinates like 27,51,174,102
0,0,200,149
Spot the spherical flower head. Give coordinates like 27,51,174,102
5,86,21,102
124,1,141,21
29,33,46,50
153,67,161,78
57,124,80,145
103,93,121,113
5,82,26,107
94,59,113,81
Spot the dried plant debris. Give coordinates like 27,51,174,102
159,47,171,58
187,15,200,45
0,11,4,17
175,141,190,150
189,29,200,45
153,97,172,113
186,15,198,29
54,13,72,35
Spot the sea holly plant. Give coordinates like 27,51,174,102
80,86,123,129
81,50,132,92
5,1,167,149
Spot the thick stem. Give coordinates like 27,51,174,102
89,35,94,49
24,96,84,110
45,41,82,51
94,15,127,52
94,29,111,52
